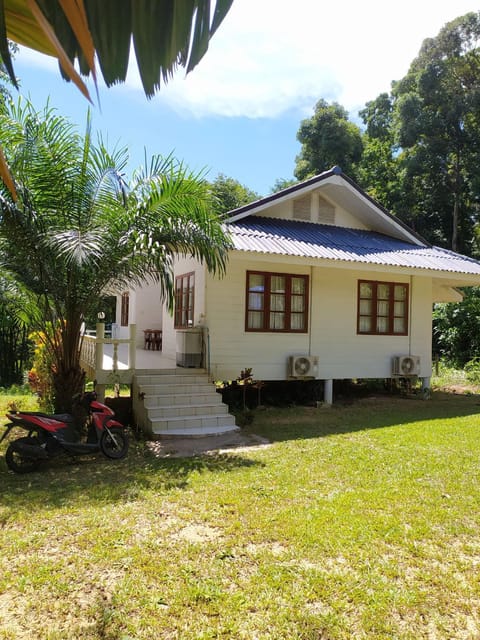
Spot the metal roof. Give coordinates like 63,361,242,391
226,216,480,276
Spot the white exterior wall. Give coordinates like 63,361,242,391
205,256,311,381
161,256,207,361
115,281,163,346
131,280,164,347
204,254,433,382
308,269,432,379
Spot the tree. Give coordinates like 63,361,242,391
0,276,32,387
357,93,402,211
392,12,480,252
209,174,259,215
270,177,298,194
0,100,231,411
294,99,364,181
0,1,233,99
433,288,480,366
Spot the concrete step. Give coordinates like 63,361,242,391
151,413,237,433
139,382,214,396
135,368,206,379
133,369,237,438
147,403,229,419
152,424,240,438
144,392,223,407
136,373,210,386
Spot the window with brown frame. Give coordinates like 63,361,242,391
174,272,195,329
120,292,129,327
246,271,308,332
357,280,408,335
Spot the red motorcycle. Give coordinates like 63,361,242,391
1,391,129,473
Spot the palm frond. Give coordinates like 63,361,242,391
46,228,105,266
1,0,234,97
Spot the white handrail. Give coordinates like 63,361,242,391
80,323,136,378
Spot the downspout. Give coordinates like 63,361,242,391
204,269,210,378
207,328,211,379
308,265,313,356
408,275,413,355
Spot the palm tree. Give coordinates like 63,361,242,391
0,99,231,411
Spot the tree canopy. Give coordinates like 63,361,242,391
0,1,235,200
209,174,259,214
392,11,480,253
294,99,363,182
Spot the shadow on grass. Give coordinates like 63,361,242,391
0,441,264,512
244,391,480,443
2,391,479,512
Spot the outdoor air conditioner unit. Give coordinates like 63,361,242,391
288,355,319,378
176,329,202,368
392,355,421,377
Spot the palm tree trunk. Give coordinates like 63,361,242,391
52,318,85,412
52,365,85,413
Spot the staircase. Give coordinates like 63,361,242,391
132,369,238,438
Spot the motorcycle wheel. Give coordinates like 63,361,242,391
100,428,129,459
5,437,41,474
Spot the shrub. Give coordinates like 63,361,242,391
28,330,55,411
464,358,480,385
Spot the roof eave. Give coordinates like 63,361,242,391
229,247,480,283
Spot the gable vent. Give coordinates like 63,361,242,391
293,195,311,221
317,195,335,224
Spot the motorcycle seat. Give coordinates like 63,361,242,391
51,413,76,423
13,411,76,423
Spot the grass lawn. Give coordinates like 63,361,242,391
1,390,480,638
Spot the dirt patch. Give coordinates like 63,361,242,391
172,524,222,543
145,431,271,458
438,384,478,395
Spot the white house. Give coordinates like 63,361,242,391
106,166,480,434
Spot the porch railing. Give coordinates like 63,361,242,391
80,323,136,392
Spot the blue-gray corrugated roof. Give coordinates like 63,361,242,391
227,216,480,276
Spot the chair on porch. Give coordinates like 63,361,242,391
143,329,162,350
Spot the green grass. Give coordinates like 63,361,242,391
2,390,480,638
431,362,472,390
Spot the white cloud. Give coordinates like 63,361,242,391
153,0,480,118
18,0,480,119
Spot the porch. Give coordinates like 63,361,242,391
79,323,238,437
80,323,179,389
102,343,176,372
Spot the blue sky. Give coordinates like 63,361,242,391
12,0,480,196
